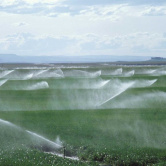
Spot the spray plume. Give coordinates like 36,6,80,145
97,82,135,106
0,118,62,149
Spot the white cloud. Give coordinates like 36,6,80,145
142,6,166,16
79,5,126,21
14,22,28,27
65,0,166,6
0,1,166,57
0,0,17,7
23,0,63,5
0,1,154,18
0,0,63,6
0,32,165,56
0,0,66,16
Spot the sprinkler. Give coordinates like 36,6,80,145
63,146,66,159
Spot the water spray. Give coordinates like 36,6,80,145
97,82,135,107
26,130,62,149
0,118,79,161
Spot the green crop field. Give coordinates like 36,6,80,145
0,64,166,166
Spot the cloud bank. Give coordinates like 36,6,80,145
0,0,166,57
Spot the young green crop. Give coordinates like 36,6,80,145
0,109,166,165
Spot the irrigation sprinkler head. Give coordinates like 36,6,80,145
63,146,66,159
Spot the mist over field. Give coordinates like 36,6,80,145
0,64,164,111
0,63,166,165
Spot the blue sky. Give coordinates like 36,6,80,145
0,0,166,57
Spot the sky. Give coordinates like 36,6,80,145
0,0,166,57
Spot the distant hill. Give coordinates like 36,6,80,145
0,54,151,63
150,57,166,61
